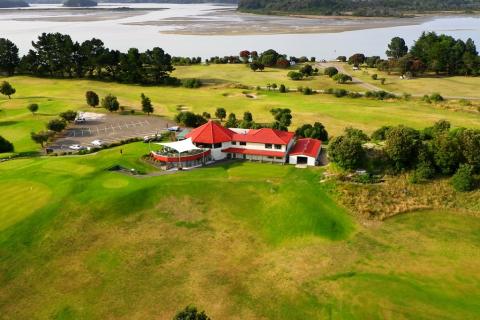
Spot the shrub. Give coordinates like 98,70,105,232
365,90,396,100
459,99,472,106
173,305,210,320
334,89,348,98
336,56,347,62
303,87,314,95
183,78,202,88
279,84,287,93
384,126,420,171
371,126,392,141
430,92,444,103
324,67,339,77
451,164,475,192
380,78,386,85
287,71,303,80
85,91,99,107
422,95,431,104
0,136,14,153
332,73,352,84
59,110,78,122
348,92,362,98
371,74,378,80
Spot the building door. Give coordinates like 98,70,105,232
297,156,308,164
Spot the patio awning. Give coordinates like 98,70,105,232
155,138,201,153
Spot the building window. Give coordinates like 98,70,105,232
275,157,283,160
267,156,274,159
232,141,237,145
213,143,222,148
265,144,272,149
239,142,246,146
274,144,282,150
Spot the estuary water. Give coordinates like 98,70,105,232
0,3,479,59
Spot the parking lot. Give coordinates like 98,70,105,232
50,113,173,151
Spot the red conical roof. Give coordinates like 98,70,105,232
186,120,234,144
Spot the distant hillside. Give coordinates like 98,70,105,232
238,0,480,16
0,0,29,7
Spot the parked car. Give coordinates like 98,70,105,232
69,144,86,151
167,126,180,132
91,139,104,147
144,134,162,143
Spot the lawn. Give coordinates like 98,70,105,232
0,144,479,319
173,64,364,91
2,71,480,154
343,63,480,98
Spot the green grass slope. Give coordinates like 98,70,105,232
1,144,480,319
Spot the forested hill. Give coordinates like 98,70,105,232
238,0,480,16
0,0,29,7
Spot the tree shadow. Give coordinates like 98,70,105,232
0,121,19,127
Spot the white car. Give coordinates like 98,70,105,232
69,144,86,150
167,126,180,132
91,139,103,147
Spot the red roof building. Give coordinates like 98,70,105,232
288,138,322,166
185,120,233,144
231,128,294,145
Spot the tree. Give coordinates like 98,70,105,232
141,93,154,115
28,103,39,115
202,112,211,119
225,113,238,128
174,111,206,128
239,50,250,63
0,136,14,153
299,64,314,76
59,110,78,122
279,84,286,93
451,164,475,192
85,91,99,107
458,129,480,171
332,73,352,84
432,132,463,175
270,108,292,131
328,135,365,170
101,94,120,112
243,111,253,123
386,37,408,59
324,67,338,77
295,122,328,141
0,38,20,76
384,126,420,171
250,61,264,72
30,131,53,148
0,81,16,99
47,119,67,132
215,107,226,122
348,53,365,66
173,306,210,320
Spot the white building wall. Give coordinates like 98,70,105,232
232,142,287,152
211,142,231,160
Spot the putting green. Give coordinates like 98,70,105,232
0,180,52,231
102,177,130,189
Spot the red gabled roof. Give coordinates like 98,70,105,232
232,128,294,145
289,138,322,158
186,120,234,144
222,147,285,158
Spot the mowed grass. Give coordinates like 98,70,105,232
2,70,480,154
343,63,480,98
0,145,479,319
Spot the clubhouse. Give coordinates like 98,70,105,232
150,121,322,168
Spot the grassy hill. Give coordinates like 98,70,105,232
1,145,480,319
1,64,480,318
238,0,480,16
